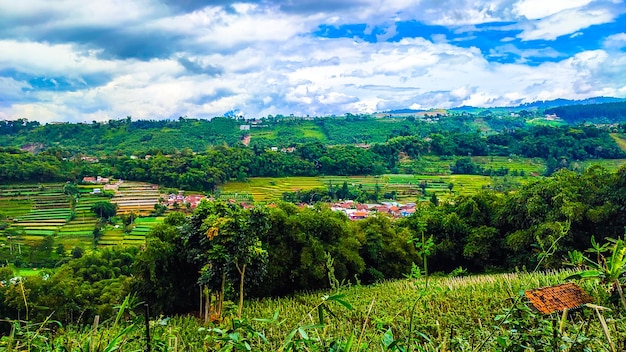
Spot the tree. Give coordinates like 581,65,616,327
38,236,54,256
198,202,270,318
56,243,66,257
430,192,439,206
71,246,84,258
91,200,117,220
233,207,269,317
132,219,199,315
63,182,80,196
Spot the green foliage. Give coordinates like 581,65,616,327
91,200,117,220
131,220,199,315
63,182,80,196
71,246,84,258
568,237,626,310
2,115,625,190
545,101,626,124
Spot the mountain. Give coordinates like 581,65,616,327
448,96,626,113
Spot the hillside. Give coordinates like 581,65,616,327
545,101,626,123
2,98,626,155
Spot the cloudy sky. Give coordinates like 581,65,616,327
1,0,625,123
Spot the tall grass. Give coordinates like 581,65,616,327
3,269,624,351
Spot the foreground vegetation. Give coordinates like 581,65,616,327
3,269,626,351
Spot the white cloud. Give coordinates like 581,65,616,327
512,0,593,20
517,7,616,41
604,33,626,49
1,0,626,122
0,76,31,99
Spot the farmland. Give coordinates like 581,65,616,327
0,183,100,249
110,181,161,215
219,155,547,203
238,269,612,351
0,181,167,254
219,156,626,203
26,269,626,351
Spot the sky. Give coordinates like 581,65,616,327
1,0,626,123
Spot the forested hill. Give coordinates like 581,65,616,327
2,101,626,157
0,117,245,155
1,113,527,154
2,124,626,190
545,101,626,124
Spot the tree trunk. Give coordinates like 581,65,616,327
237,263,247,318
219,271,226,318
204,285,210,325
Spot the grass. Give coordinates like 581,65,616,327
579,158,626,171
34,269,622,351
610,133,626,152
10,266,45,276
236,269,613,350
300,124,327,140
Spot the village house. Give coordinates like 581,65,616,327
165,191,206,209
330,200,416,220
82,176,110,184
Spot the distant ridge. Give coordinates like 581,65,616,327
514,96,626,110
380,96,626,115
384,108,426,114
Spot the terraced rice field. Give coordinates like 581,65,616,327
98,216,164,247
471,156,545,175
579,158,626,171
218,173,527,203
110,181,160,215
0,182,166,250
220,177,325,202
0,184,100,249
126,217,163,245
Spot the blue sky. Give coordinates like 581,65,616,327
0,0,625,122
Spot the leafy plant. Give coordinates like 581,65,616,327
568,237,626,310
280,293,353,351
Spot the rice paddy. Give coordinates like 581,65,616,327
219,173,526,203
0,181,167,252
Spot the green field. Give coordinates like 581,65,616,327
220,173,530,203
249,121,329,143
610,133,626,152
239,269,611,351
471,156,545,174
220,176,326,202
0,182,166,253
219,156,626,203
40,269,623,351
580,158,626,171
